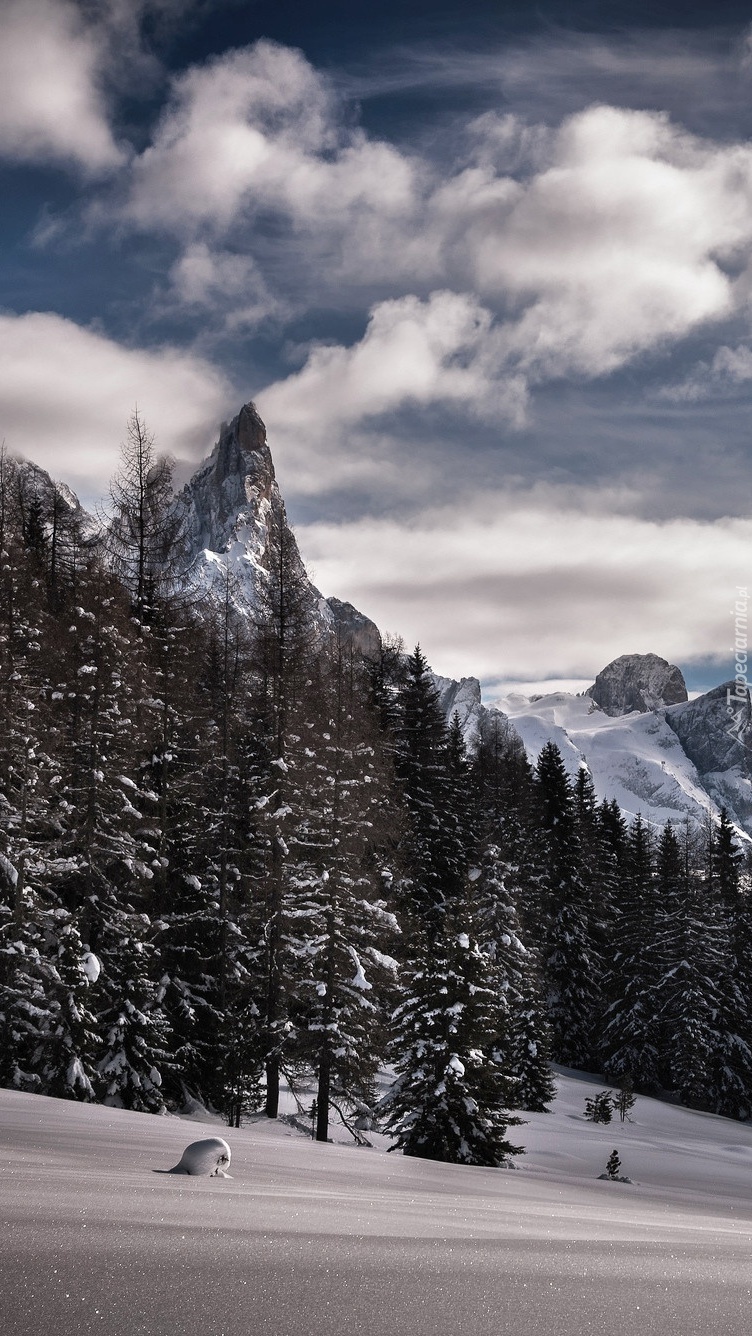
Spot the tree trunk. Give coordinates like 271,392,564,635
316,1043,331,1142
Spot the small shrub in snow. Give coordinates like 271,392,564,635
584,1090,614,1123
606,1148,621,1179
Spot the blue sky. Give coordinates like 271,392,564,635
2,0,751,695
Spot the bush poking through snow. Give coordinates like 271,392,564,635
606,1148,621,1179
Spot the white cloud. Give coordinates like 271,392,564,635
0,312,231,503
102,37,752,393
166,243,288,330
0,0,124,172
452,105,752,378
296,496,749,683
256,291,527,494
117,40,415,235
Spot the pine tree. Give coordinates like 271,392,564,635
105,409,186,624
535,743,599,1067
652,822,720,1107
393,647,467,929
251,501,320,1117
601,814,662,1091
384,650,522,1162
705,810,752,1119
472,843,555,1112
96,921,171,1112
34,919,101,1101
290,644,400,1142
383,929,522,1165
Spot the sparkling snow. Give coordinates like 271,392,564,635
2,1071,752,1334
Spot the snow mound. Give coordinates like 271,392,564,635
159,1136,232,1177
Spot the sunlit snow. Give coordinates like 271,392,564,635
3,1070,752,1334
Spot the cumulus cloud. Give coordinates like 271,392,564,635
296,495,750,683
95,37,752,393
0,0,124,172
256,291,527,494
455,105,752,378
0,313,231,503
115,40,416,236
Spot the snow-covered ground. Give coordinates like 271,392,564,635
498,690,718,832
3,1071,752,1336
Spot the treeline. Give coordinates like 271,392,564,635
2,417,752,1164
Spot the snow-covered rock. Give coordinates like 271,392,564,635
432,673,484,749
587,653,688,716
181,401,304,611
497,688,728,833
666,681,752,830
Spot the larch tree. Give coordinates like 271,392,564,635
250,500,320,1117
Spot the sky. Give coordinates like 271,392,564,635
2,0,752,696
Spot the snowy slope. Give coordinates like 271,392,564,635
499,690,723,834
4,1078,752,1336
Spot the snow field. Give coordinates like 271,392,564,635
3,1072,752,1335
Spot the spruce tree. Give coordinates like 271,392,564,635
601,814,662,1091
383,929,522,1165
290,643,400,1142
652,822,720,1107
251,501,319,1117
705,810,752,1119
535,743,599,1068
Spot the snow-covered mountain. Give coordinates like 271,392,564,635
484,662,750,838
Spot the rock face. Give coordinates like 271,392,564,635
665,683,752,829
327,597,382,661
432,674,484,749
181,402,381,657
181,401,294,602
588,653,688,716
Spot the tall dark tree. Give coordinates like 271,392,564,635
601,814,662,1091
652,822,721,1107
290,642,399,1141
251,501,319,1117
383,929,522,1165
535,743,599,1067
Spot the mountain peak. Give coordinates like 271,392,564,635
588,653,688,717
181,401,277,560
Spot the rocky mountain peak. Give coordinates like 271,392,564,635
588,653,688,717
179,403,382,659
326,598,382,661
181,401,279,560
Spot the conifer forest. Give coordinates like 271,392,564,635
2,420,752,1164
